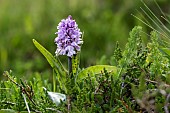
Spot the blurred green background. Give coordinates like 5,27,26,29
0,0,170,78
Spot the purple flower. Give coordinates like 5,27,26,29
54,15,83,57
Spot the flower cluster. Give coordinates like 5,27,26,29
54,15,83,57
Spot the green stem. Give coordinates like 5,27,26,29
68,57,72,76
67,56,72,113
53,69,56,92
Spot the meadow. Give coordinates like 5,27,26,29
0,0,170,112
1,0,163,77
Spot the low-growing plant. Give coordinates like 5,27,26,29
1,3,170,113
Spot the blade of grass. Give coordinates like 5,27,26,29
22,93,30,113
141,0,170,35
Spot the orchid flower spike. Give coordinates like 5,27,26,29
54,15,83,57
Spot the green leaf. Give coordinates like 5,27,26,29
0,109,16,113
160,48,170,57
33,39,67,90
33,39,67,75
77,65,117,80
20,79,26,88
20,111,35,113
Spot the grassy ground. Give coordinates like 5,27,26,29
1,0,170,78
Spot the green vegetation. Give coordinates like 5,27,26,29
1,26,170,112
1,0,170,76
0,0,170,112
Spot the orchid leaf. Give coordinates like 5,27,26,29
33,39,67,75
0,109,16,113
77,65,118,80
160,48,170,57
33,39,67,90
